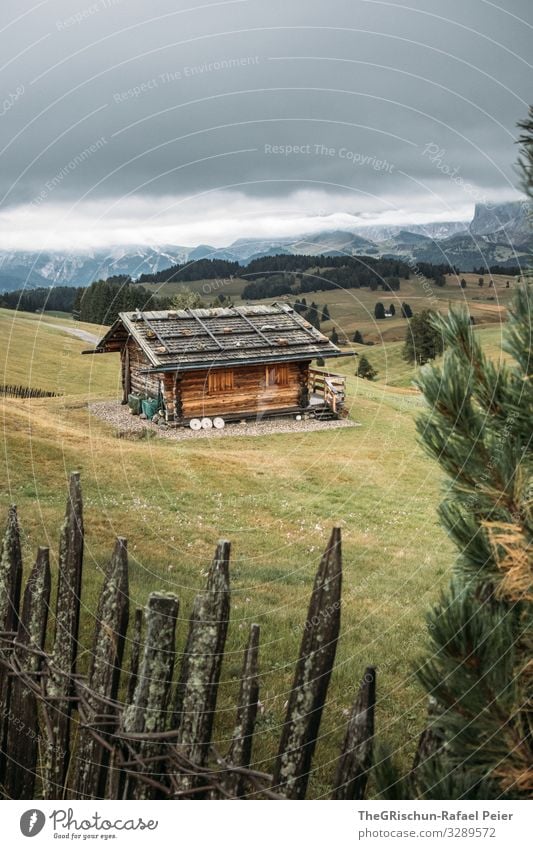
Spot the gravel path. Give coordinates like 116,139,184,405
43,323,100,344
89,401,359,441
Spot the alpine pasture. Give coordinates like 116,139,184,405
0,302,506,794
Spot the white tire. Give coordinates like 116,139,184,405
189,418,202,430
201,417,213,429
213,417,225,429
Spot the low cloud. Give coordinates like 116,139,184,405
0,0,530,250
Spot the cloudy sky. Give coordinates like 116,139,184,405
0,0,531,251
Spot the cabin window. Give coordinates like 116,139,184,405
265,364,289,387
208,369,234,394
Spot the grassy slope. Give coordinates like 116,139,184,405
0,304,505,795
144,271,514,346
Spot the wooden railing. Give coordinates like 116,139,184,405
308,368,347,415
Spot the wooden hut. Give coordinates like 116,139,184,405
85,303,351,426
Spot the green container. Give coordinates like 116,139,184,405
128,394,142,415
141,398,159,419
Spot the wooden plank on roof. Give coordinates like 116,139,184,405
140,314,171,353
278,305,331,343
232,308,277,347
186,309,224,350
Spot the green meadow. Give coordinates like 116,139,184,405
0,303,507,795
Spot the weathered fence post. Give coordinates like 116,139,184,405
4,547,51,799
127,607,143,705
0,504,23,788
272,527,342,799
220,622,260,798
74,538,129,799
42,471,84,799
332,666,376,799
107,606,143,800
173,540,231,794
121,592,179,800
172,597,200,728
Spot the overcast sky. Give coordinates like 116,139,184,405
0,0,531,251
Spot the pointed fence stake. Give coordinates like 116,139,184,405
3,547,51,799
273,528,342,799
220,622,260,798
74,538,129,799
0,504,23,786
121,592,179,799
174,540,231,794
42,471,84,799
332,666,376,799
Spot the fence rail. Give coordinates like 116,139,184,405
0,474,430,800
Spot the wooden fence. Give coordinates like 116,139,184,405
0,384,60,399
0,473,429,800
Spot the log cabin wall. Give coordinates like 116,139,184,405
177,361,309,421
126,340,160,400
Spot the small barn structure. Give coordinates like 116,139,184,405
85,303,352,426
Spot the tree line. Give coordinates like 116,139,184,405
0,285,82,314
137,258,241,284
0,278,171,326
74,278,171,325
135,252,453,301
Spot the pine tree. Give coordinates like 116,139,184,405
353,330,364,344
389,304,396,316
374,302,385,320
401,302,413,318
376,286,533,799
330,327,339,344
171,287,204,309
305,304,320,330
460,279,467,289
356,355,378,381
321,304,330,322
517,105,533,196
403,309,444,365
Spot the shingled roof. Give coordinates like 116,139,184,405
87,303,349,371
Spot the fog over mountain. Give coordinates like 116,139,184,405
1,202,530,291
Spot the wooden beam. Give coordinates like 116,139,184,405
140,315,171,353
186,309,224,350
233,308,277,346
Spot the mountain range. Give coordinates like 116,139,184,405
0,202,530,292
